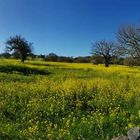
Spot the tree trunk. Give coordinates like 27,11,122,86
20,55,25,63
20,54,25,63
21,59,24,63
105,58,109,67
105,63,109,67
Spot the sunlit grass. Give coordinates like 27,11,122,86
0,59,139,139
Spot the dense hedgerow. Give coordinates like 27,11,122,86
0,59,140,140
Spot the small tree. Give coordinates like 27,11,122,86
6,35,33,63
91,40,118,67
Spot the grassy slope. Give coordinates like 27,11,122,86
0,59,140,140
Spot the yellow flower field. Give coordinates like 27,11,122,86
0,59,139,140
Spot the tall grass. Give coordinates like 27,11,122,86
0,59,140,139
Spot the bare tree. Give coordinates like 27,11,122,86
91,40,118,67
117,25,140,59
6,35,33,63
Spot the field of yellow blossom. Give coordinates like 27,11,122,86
0,59,140,140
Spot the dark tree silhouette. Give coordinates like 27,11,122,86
117,25,140,59
92,40,118,67
45,53,58,61
6,35,33,63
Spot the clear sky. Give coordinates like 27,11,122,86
0,0,140,57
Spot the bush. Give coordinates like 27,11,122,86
112,57,124,65
74,56,91,63
91,56,104,65
124,58,140,66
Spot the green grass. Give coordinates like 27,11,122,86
0,59,140,140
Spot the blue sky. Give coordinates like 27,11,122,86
0,0,140,56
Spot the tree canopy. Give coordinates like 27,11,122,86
6,35,33,63
117,25,140,59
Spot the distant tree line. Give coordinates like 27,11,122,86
0,52,90,63
1,51,140,66
0,22,140,67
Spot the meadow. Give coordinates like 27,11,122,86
0,59,140,140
